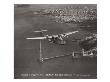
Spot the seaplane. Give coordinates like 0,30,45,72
26,30,79,45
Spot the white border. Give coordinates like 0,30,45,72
13,0,97,4
1,0,110,82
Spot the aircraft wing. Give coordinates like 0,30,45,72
64,31,79,36
46,31,79,38
26,31,79,40
33,30,48,32
26,37,46,40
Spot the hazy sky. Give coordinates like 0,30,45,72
15,4,96,10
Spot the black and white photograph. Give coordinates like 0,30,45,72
14,4,97,79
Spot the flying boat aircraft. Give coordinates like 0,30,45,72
26,30,79,45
